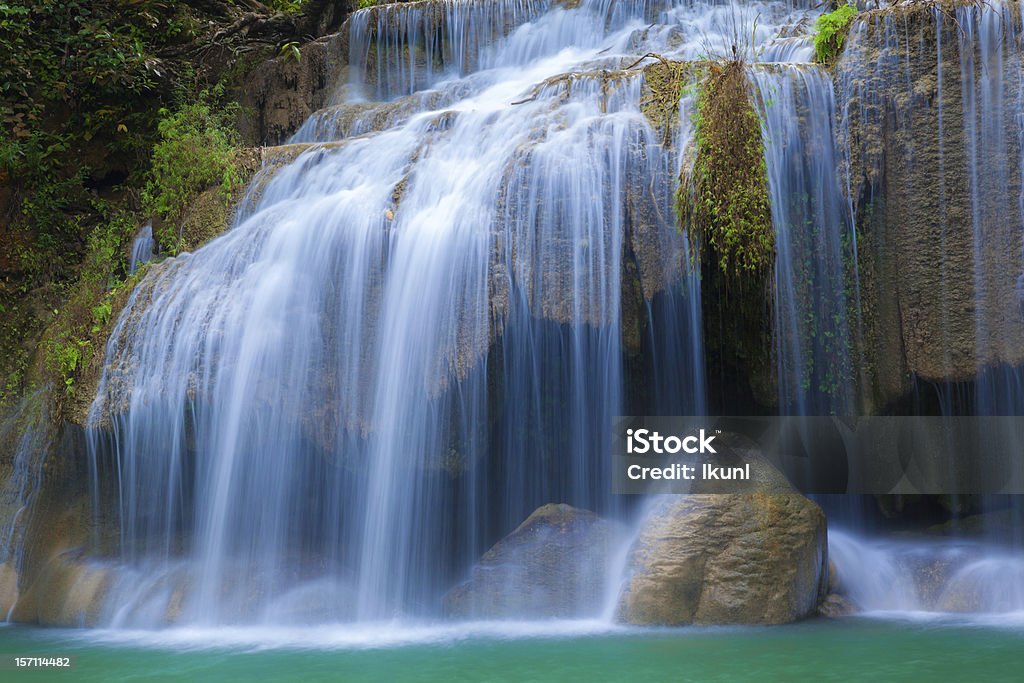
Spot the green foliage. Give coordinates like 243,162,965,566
0,1,163,145
280,41,302,61
43,208,137,402
814,4,858,64
142,88,243,254
358,0,381,8
50,338,91,396
678,61,773,278
0,0,287,410
0,0,175,352
269,0,307,12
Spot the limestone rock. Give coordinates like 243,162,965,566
836,2,1024,407
443,503,626,619
0,561,17,616
616,492,828,625
11,551,111,627
818,592,857,618
236,33,347,146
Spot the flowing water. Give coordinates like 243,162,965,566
128,224,155,276
0,0,1013,655
754,65,857,416
0,391,53,617
91,0,829,626
830,530,1024,614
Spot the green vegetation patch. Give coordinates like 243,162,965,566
38,209,138,411
143,88,245,255
678,61,773,278
814,4,858,64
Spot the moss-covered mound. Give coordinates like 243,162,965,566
678,61,772,280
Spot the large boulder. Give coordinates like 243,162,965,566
616,490,828,625
443,503,626,619
615,434,831,625
10,550,112,627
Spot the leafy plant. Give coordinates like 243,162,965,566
814,4,858,64
280,41,302,61
142,88,243,254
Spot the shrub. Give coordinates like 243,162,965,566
814,4,858,64
142,89,242,253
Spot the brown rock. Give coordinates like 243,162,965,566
818,592,857,618
0,561,17,616
443,503,626,619
616,491,828,625
11,551,112,627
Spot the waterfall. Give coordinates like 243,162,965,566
128,224,155,275
754,65,858,415
831,530,1024,615
86,0,831,626
0,389,53,618
70,0,1024,629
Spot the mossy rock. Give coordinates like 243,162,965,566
679,60,773,280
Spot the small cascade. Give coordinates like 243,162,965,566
754,65,857,415
830,530,1024,614
345,0,549,100
0,390,53,617
128,224,156,275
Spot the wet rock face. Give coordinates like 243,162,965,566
0,562,17,616
616,492,828,625
236,33,348,146
11,552,112,627
443,503,627,619
836,3,1024,406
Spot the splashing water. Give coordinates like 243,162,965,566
830,530,1024,617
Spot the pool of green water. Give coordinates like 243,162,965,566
1,617,1022,682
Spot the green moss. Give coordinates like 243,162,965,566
814,4,858,64
677,61,773,278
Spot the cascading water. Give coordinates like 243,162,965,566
830,530,1024,616
71,0,1024,632
0,390,53,618
128,224,155,276
88,0,830,627
754,65,857,416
